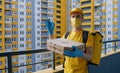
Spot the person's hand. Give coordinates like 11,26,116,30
45,19,54,35
64,46,84,58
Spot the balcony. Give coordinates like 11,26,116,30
41,0,48,2
41,33,48,37
41,4,48,8
94,1,101,6
5,18,11,23
81,1,91,8
5,4,11,11
5,33,12,38
41,10,48,14
41,27,48,32
0,40,120,73
41,16,48,20
5,0,12,4
94,21,100,25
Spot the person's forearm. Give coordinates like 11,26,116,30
81,47,93,61
49,35,54,39
82,53,92,61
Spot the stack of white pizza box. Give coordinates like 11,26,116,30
47,38,85,55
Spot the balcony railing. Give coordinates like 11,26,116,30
5,0,12,3
0,39,120,73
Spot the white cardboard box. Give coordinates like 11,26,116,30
47,38,85,55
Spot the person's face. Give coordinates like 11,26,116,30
70,12,83,28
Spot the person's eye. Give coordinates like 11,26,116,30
72,16,75,18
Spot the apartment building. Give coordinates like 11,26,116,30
0,0,68,73
100,0,119,52
0,0,5,73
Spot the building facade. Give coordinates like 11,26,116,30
0,0,67,73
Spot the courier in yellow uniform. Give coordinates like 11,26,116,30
63,8,93,73
45,8,93,73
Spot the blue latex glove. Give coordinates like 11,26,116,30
45,19,54,35
64,46,84,58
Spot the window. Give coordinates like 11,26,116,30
12,38,18,41
20,69,25,73
26,12,31,16
13,71,18,73
56,5,61,8
12,4,18,8
0,8,2,12
27,25,31,28
12,44,18,48
12,24,18,28
12,11,18,15
0,16,2,20
37,31,40,34
0,24,1,28
12,58,18,62
20,56,24,60
102,6,105,10
108,31,111,35
37,43,40,46
37,37,40,40
26,38,31,41
20,25,24,28
12,18,18,22
20,0,24,2
20,44,24,47
108,25,111,28
12,31,18,35
0,46,2,50
56,0,61,3
0,1,2,5
56,10,61,13
26,18,31,22
27,56,31,59
26,6,31,9
37,19,40,22
20,63,24,66
37,55,40,58
0,61,2,65
20,5,24,9
37,7,40,10
27,0,32,2
56,21,61,24
56,16,61,18
5,45,11,50
0,31,2,35
20,18,24,22
113,4,117,8
20,37,24,41
113,18,117,22
26,44,31,48
20,12,24,15
37,2,40,5
37,13,40,16
56,31,61,34
27,31,31,34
